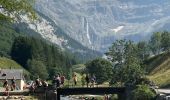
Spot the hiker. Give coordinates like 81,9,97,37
35,77,42,88
90,75,96,88
30,82,36,93
11,77,16,91
73,74,77,86
85,74,90,87
52,76,56,84
60,75,65,87
42,80,48,87
3,79,9,96
104,94,109,100
42,80,48,91
52,76,57,88
56,74,61,88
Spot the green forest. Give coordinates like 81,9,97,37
0,19,78,80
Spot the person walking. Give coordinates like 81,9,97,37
104,94,109,100
35,77,42,88
90,75,96,88
42,80,48,87
85,74,90,88
60,75,65,87
3,79,9,96
11,77,16,91
73,74,78,86
56,74,61,88
52,75,57,89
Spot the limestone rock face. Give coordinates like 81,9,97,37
34,0,170,52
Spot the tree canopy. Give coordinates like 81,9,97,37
106,40,144,86
161,31,170,52
27,59,49,80
11,36,77,79
149,32,162,55
86,58,113,84
0,0,36,21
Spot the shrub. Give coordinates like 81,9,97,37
130,85,156,100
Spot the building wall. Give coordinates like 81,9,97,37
20,80,25,90
0,79,25,90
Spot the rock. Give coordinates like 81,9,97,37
14,96,18,99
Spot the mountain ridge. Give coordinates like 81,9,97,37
35,0,170,52
15,10,102,62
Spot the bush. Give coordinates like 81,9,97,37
130,85,156,100
86,58,113,84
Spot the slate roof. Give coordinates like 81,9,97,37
0,69,24,80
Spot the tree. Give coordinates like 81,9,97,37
106,39,126,65
27,59,49,80
86,58,113,84
11,36,32,68
107,40,144,86
149,32,162,55
137,41,150,61
161,31,170,52
0,0,36,21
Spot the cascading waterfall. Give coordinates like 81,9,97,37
86,18,92,45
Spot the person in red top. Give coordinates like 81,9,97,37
60,75,65,87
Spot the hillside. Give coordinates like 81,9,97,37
145,53,170,87
72,64,86,73
0,22,25,57
0,57,23,69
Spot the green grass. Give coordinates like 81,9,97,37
72,64,86,73
148,69,170,87
145,52,170,87
0,57,30,78
0,57,23,69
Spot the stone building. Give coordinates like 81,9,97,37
0,69,25,90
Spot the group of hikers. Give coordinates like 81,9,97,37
29,77,48,92
83,74,96,88
52,73,97,88
2,76,49,95
2,73,97,95
3,77,16,96
52,74,65,88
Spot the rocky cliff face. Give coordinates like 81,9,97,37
34,0,170,52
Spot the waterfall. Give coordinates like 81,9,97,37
86,18,92,45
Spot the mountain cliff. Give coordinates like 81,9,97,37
14,11,101,62
34,0,170,52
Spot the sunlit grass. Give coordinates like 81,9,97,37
148,69,170,87
0,57,22,69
